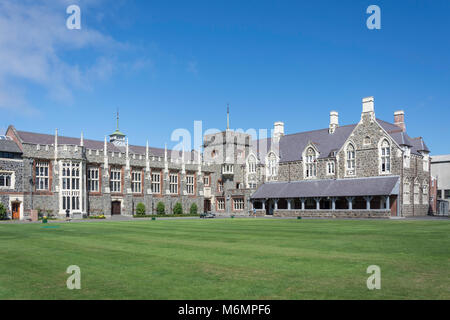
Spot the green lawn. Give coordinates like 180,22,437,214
0,218,448,300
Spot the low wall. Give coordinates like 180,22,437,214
255,209,390,218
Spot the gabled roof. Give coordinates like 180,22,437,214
277,124,356,162
251,176,400,199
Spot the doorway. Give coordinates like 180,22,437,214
204,199,211,213
12,202,20,220
111,201,121,216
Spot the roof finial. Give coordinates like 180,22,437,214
227,103,230,130
116,108,120,131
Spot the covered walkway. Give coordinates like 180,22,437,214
250,176,400,218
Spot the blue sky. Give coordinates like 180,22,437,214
0,0,449,154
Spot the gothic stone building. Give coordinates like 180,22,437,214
251,97,431,218
0,96,431,219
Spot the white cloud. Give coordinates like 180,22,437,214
0,0,125,115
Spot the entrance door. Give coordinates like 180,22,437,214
204,200,211,213
12,203,20,220
111,201,121,216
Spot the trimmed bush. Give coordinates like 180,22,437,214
136,203,146,216
0,203,7,220
190,203,198,215
156,202,165,215
173,202,183,215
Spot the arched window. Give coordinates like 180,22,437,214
268,153,278,177
422,180,429,205
380,139,391,173
248,155,257,173
346,144,355,175
403,178,410,205
305,148,317,178
414,180,420,204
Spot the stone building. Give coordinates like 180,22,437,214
0,96,432,219
251,97,431,217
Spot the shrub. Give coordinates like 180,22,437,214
173,202,183,215
156,202,165,215
0,203,7,220
190,203,198,215
136,203,146,215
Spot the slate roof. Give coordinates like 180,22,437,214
277,124,356,162
0,138,22,154
14,130,195,160
254,118,429,163
251,176,400,199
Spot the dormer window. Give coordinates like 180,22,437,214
305,148,317,178
346,144,355,175
248,155,257,173
267,152,278,177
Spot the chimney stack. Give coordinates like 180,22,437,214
362,96,375,113
273,122,285,140
329,111,339,134
394,110,406,132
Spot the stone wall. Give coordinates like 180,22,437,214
255,209,390,218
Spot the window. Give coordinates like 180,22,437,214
404,147,411,168
423,154,429,172
131,170,142,193
87,167,99,192
403,179,410,205
217,198,225,211
151,171,161,194
35,161,49,190
380,140,391,173
327,161,335,175
437,190,442,199
186,174,195,195
222,164,234,174
110,168,122,193
218,180,223,192
203,175,210,186
346,144,355,175
248,155,257,173
268,153,278,177
305,148,317,178
444,190,450,199
233,198,245,211
169,173,178,194
364,136,371,146
61,161,81,212
422,181,429,205
0,172,12,188
248,182,257,189
414,181,420,204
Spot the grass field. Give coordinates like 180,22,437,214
0,218,449,300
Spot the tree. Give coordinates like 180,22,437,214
190,203,198,215
173,202,183,215
0,203,7,220
136,203,146,216
156,202,165,215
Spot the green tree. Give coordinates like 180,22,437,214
0,203,7,220
156,202,165,215
136,203,146,216
173,202,183,215
190,203,198,215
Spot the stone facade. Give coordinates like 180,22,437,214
0,96,431,220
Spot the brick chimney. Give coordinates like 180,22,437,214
394,110,406,132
